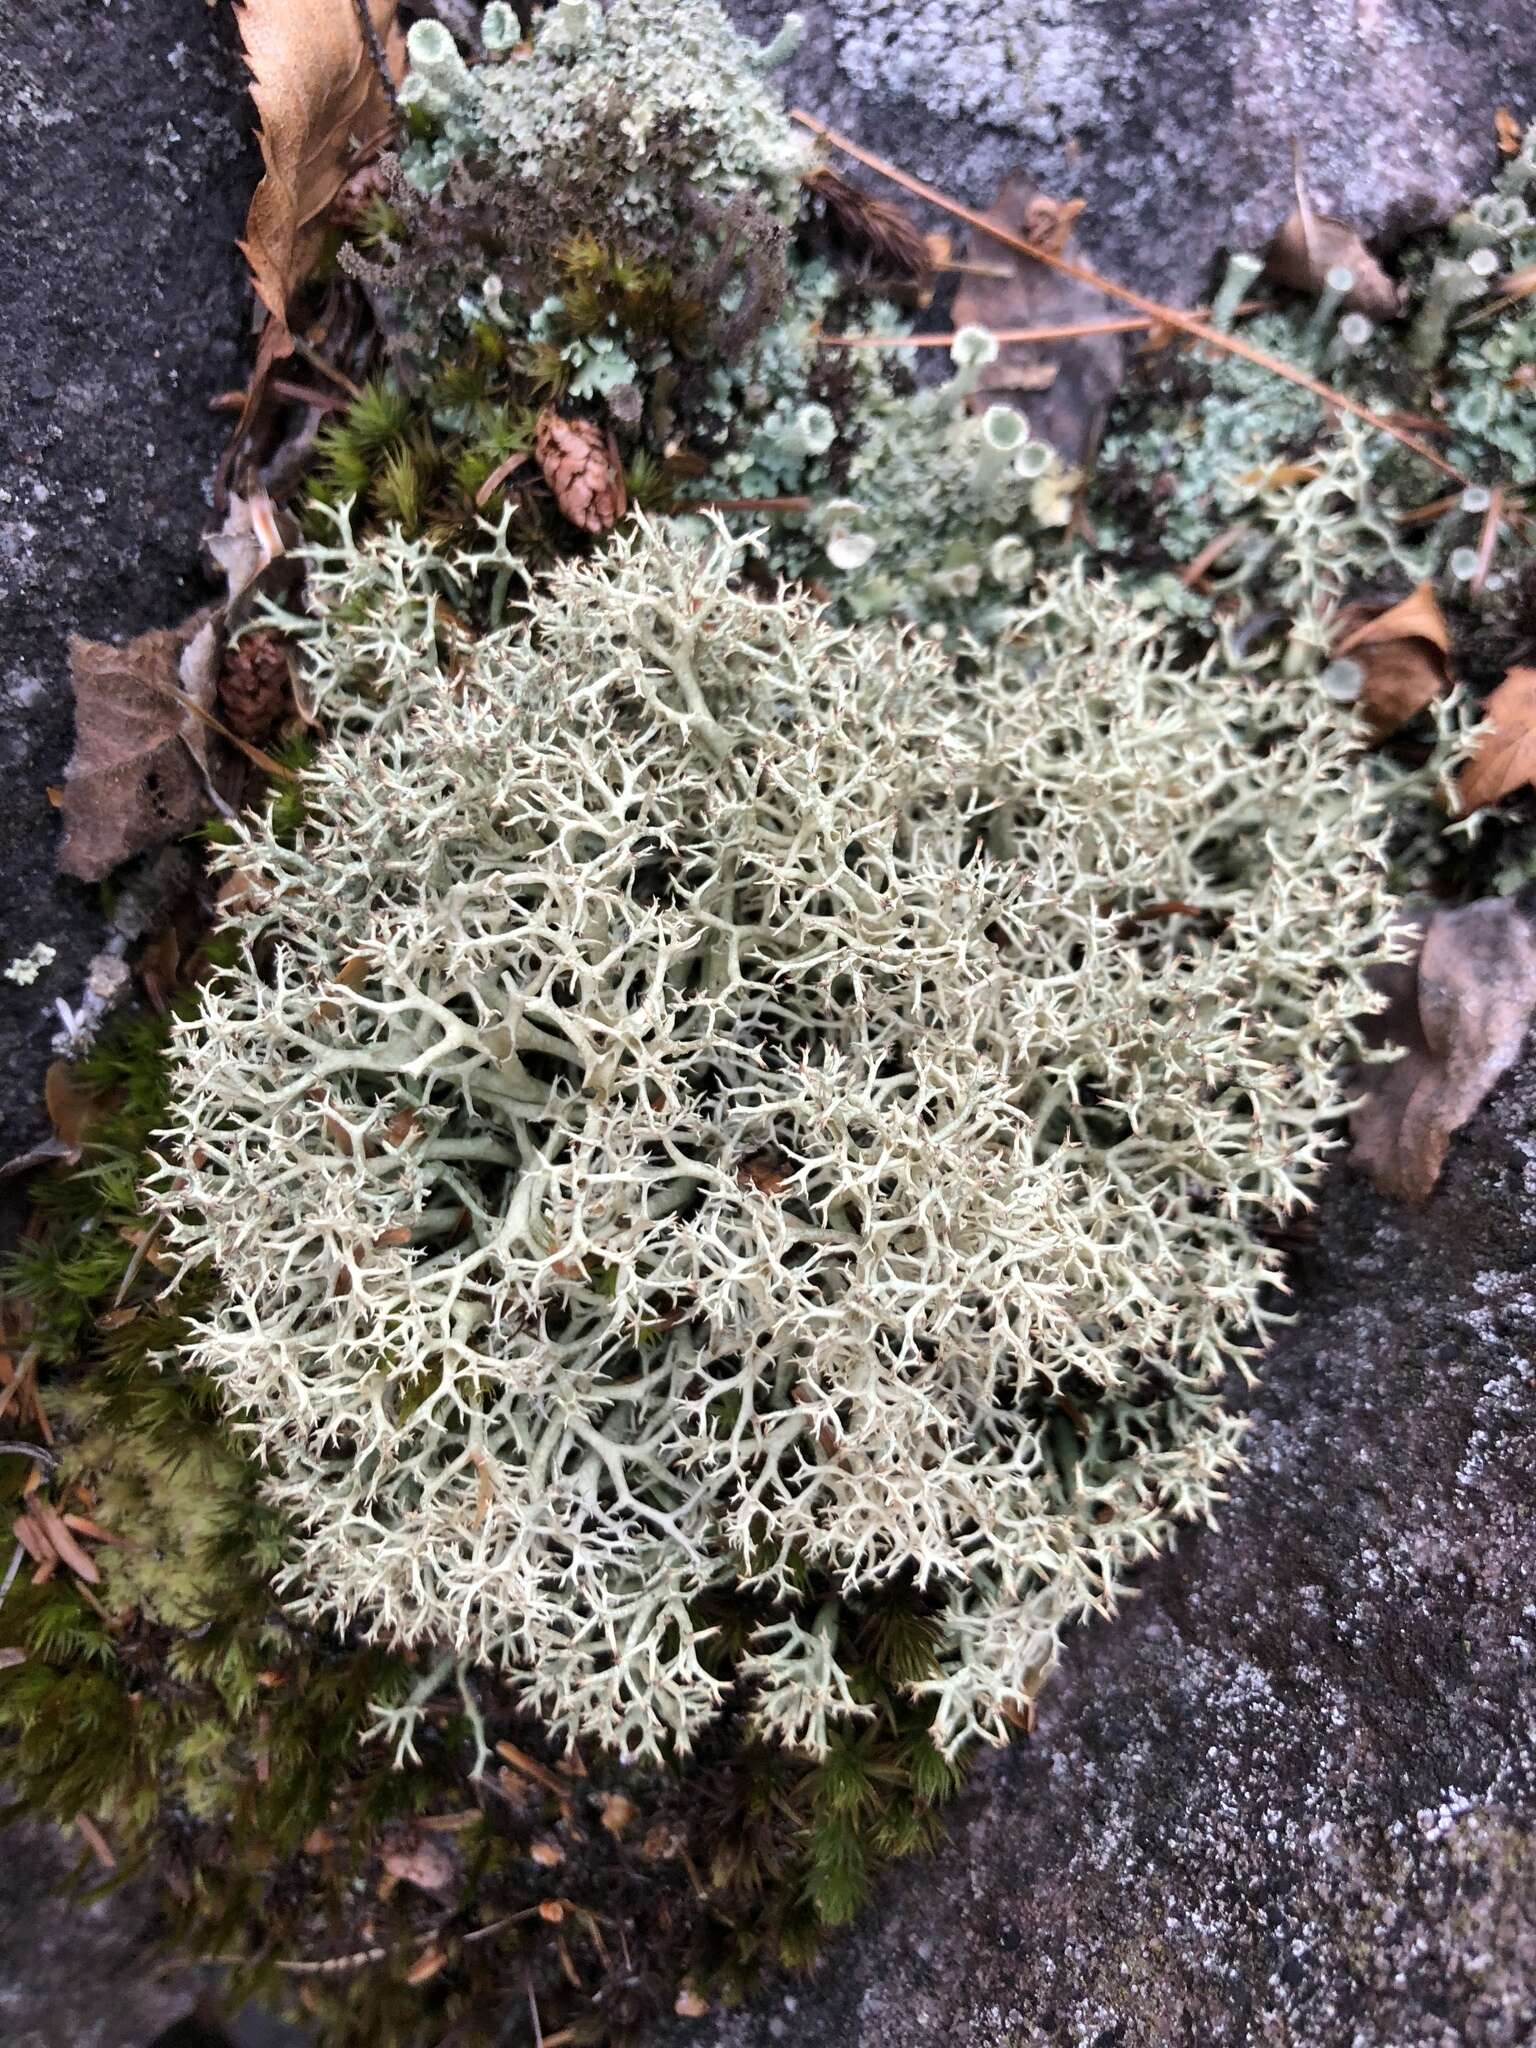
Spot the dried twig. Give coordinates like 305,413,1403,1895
664,494,813,516
819,304,1267,349
821,314,1161,349
351,0,401,123
791,111,1470,485
1470,484,1505,596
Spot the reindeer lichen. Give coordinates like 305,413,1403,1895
153,513,1391,1764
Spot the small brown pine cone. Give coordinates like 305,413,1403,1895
218,630,291,743
534,409,628,535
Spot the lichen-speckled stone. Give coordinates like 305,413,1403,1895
646,1051,1536,2046
0,0,253,1217
726,0,1536,301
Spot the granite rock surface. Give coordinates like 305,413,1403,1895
727,0,1536,301
0,0,252,1201
648,1054,1536,2047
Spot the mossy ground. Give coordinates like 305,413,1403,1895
1,1003,966,2044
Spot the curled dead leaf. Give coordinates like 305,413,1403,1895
1332,581,1452,738
1456,667,1536,814
1264,208,1402,321
1350,895,1536,1204
237,0,403,331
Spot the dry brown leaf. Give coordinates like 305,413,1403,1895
59,623,227,882
1264,208,1402,320
1457,666,1536,813
237,0,403,332
45,1060,109,1161
381,1836,457,1895
1496,106,1522,156
1351,896,1536,1203
1333,581,1452,738
952,175,1124,469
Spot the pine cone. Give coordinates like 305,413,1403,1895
534,410,627,535
218,631,291,744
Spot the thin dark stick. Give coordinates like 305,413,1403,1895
352,0,401,123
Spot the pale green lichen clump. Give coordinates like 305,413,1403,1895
400,0,808,214
154,515,1391,1762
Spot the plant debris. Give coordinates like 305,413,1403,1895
236,0,403,345
950,176,1123,469
1457,666,1536,813
1350,893,1536,1202
58,623,229,883
1264,206,1401,321
1332,582,1453,738
533,410,628,535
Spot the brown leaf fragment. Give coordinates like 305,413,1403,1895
534,411,628,534
1496,106,1521,156
1264,208,1402,320
45,1060,107,1161
598,1792,637,1839
1350,896,1536,1203
236,0,403,331
1456,666,1536,813
952,176,1124,470
1333,581,1452,738
59,624,229,881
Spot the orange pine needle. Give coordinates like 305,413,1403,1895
791,111,1469,486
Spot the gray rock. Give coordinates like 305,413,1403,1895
0,0,253,1204
0,1816,200,2048
648,1055,1536,2048
727,0,1536,301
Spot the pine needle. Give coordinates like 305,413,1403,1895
791,111,1470,485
